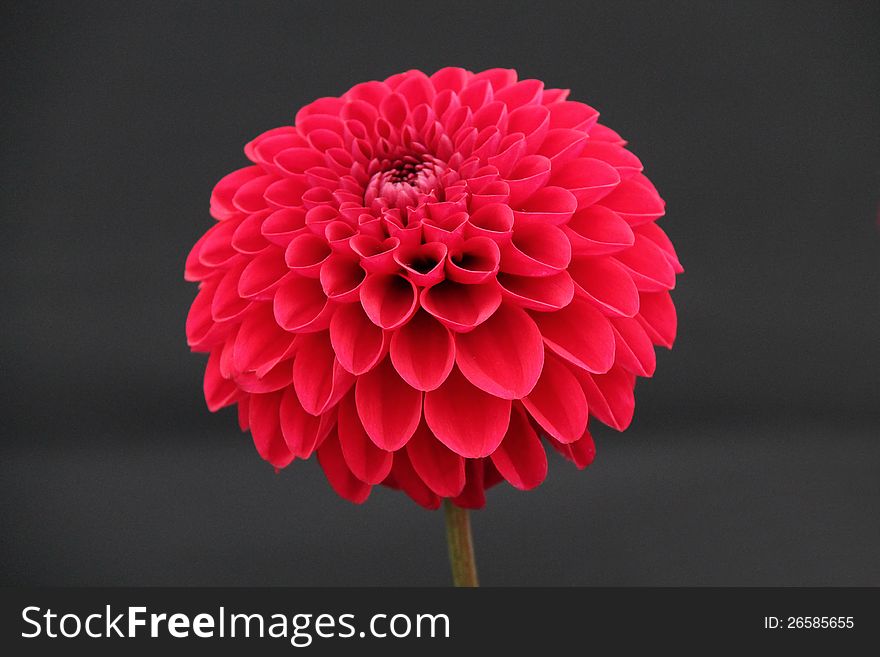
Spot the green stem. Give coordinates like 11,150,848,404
443,499,479,587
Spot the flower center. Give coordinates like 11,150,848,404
364,155,445,210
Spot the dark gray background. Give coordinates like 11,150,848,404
1,1,877,585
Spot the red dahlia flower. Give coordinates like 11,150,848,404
185,67,681,511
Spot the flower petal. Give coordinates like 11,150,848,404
531,297,615,374
420,280,502,332
204,350,237,412
386,449,441,510
360,273,419,330
248,392,294,469
292,331,354,415
598,176,665,225
522,352,588,443
497,271,575,312
317,429,371,504
549,157,620,208
355,357,422,450
424,366,511,458
337,391,394,485
569,255,640,318
330,302,387,375
613,234,677,292
610,316,656,377
576,366,636,431
406,420,466,497
389,309,455,391
500,223,571,276
491,405,548,490
636,290,677,348
273,276,334,332
455,303,544,399
279,386,325,458
451,460,486,509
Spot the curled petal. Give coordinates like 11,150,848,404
507,104,550,153
406,420,466,497
569,255,640,318
394,241,447,286
491,405,547,490
337,391,393,485
304,205,339,237
263,177,309,210
522,352,588,443
536,128,588,166
564,205,635,256
598,176,665,225
451,460,486,509
497,270,575,312
455,303,544,399
588,122,626,145
284,232,332,277
330,302,387,375
273,147,325,175
235,359,293,394
231,209,270,254
547,101,599,132
505,154,552,206
184,229,213,282
396,72,436,108
446,237,500,284
531,297,615,373
424,366,511,458
430,67,471,93
292,331,354,415
420,280,502,332
351,235,401,274
210,165,264,220
610,316,657,377
274,276,334,332
472,67,517,91
549,427,596,470
248,392,294,469
464,203,514,243
389,309,455,391
493,78,543,109
360,273,419,330
211,260,252,322
422,211,468,246
279,386,326,459
500,223,571,276
580,141,643,179
488,133,527,176
613,234,677,292
635,222,683,273
549,157,620,208
198,217,242,268
238,248,292,300
317,429,371,504
577,366,636,431
636,290,677,348
204,350,238,412
320,255,366,303
386,449,441,510
233,304,295,374
512,186,578,226
185,280,222,350
261,208,307,247
355,357,422,451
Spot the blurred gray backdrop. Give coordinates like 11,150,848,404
1,0,878,585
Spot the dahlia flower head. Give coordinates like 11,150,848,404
185,67,681,509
